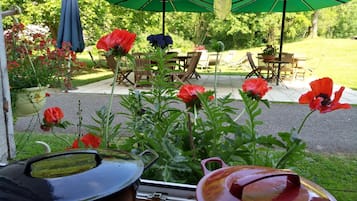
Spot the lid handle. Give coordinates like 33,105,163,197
200,157,228,175
24,149,102,176
229,171,301,200
139,149,159,170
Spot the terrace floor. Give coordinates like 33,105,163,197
69,74,357,104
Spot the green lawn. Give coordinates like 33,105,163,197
221,38,357,89
276,38,357,90
71,68,113,87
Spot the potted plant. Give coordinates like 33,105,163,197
261,44,276,61
5,23,83,117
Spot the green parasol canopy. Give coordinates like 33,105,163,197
231,0,350,13
106,0,214,12
104,0,243,34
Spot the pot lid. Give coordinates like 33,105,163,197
0,149,156,201
196,157,336,201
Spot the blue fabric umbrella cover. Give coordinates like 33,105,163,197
57,0,85,52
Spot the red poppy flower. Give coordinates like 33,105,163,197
43,107,64,125
96,29,136,55
177,84,214,111
81,133,101,148
177,84,206,103
71,139,79,149
299,77,351,113
242,78,271,99
71,133,101,149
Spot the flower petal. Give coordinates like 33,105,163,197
319,87,351,113
242,78,271,99
309,77,333,97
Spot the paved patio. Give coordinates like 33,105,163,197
69,74,357,104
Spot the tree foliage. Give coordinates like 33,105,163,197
2,0,357,51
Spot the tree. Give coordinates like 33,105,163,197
309,11,319,38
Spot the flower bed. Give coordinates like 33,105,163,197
18,29,352,186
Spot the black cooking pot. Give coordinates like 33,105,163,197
0,149,158,201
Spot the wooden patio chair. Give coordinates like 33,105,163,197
171,51,201,83
245,52,271,79
279,52,295,80
134,57,152,87
293,55,311,80
196,49,209,70
186,51,202,79
257,53,274,79
105,55,134,85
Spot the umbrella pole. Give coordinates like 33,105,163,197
276,0,287,86
162,0,166,35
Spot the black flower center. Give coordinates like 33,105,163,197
112,45,125,56
247,90,261,100
317,93,331,106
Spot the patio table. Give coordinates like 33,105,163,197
174,55,191,69
264,59,291,85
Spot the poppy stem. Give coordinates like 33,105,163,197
193,104,197,125
104,56,121,148
52,129,71,146
187,112,196,159
297,110,315,134
214,53,219,106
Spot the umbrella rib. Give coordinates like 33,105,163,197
231,0,256,12
301,0,314,10
168,0,177,12
114,0,128,4
269,0,279,12
139,0,154,10
189,0,214,12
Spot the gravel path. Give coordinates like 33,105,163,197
14,92,357,154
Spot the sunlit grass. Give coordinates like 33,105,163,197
231,38,357,89
71,67,113,87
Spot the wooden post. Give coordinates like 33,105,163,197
0,6,21,164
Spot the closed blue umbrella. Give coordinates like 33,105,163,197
57,0,85,52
